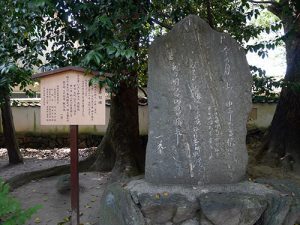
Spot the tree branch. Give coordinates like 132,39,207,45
247,0,283,18
149,18,172,30
248,0,275,4
267,2,283,18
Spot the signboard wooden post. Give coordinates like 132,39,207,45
33,66,106,225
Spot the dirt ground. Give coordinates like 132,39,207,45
0,148,109,225
1,133,300,225
246,130,300,183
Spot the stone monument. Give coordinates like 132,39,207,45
145,15,252,185
99,15,300,225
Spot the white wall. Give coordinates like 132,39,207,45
0,103,276,135
0,105,149,135
248,103,277,129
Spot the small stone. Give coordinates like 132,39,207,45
56,174,85,194
198,216,213,225
199,193,267,225
255,178,300,225
142,205,176,224
173,202,198,223
56,174,71,194
98,182,145,225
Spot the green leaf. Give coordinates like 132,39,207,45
115,50,121,58
28,0,46,8
89,76,100,86
124,49,135,59
106,46,116,55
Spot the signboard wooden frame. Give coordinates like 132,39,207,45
33,66,106,126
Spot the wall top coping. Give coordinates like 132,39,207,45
32,66,99,79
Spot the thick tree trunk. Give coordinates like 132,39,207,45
258,3,300,171
92,0,146,180
92,84,144,181
1,94,23,164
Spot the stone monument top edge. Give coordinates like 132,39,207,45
150,14,243,54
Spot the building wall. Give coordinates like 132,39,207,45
0,105,149,135
0,103,276,136
248,103,277,129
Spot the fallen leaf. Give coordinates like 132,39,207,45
34,217,41,223
163,192,169,197
63,216,70,222
84,204,92,208
155,193,160,200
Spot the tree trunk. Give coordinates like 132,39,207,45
258,2,300,171
92,83,144,181
1,94,23,164
206,0,214,28
92,0,146,180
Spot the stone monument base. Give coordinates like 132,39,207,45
99,178,300,225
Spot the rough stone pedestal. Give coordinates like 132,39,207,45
99,178,300,225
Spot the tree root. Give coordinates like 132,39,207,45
90,135,115,172
4,133,120,191
6,153,97,191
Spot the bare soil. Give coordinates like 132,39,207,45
246,130,300,183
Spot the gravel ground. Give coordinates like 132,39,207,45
0,147,96,160
0,147,96,179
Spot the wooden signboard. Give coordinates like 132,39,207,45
33,66,106,225
33,67,106,125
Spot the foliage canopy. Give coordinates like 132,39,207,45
25,0,278,94
0,0,44,104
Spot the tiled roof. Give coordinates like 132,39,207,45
11,99,41,107
252,98,279,103
10,98,149,107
